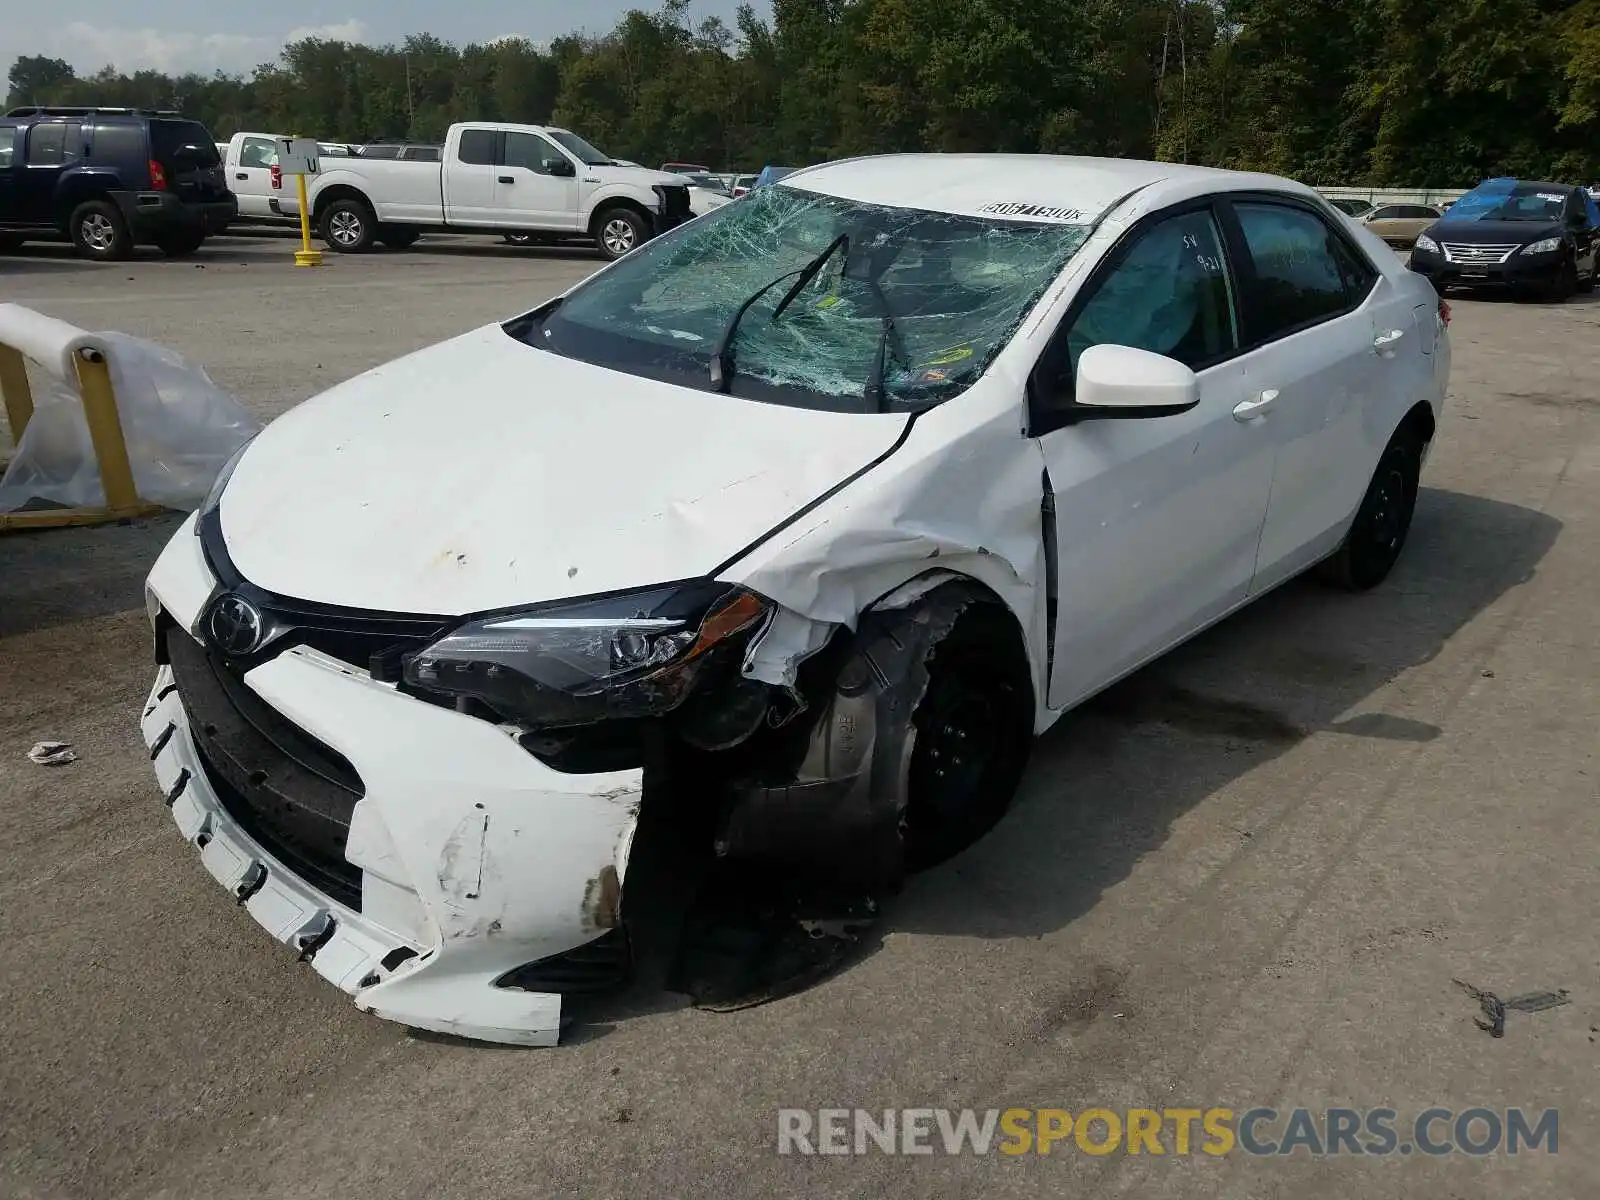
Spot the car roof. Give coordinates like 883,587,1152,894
781,154,1317,224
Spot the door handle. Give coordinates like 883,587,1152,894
1233,389,1279,422
498,175,514,184
236,172,248,180
1373,328,1405,353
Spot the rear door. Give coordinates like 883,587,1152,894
494,131,580,231
443,128,499,225
20,120,80,219
1222,196,1404,590
231,135,279,217
148,120,228,204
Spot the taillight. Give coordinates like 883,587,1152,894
1438,298,1452,328
270,164,282,190
148,159,167,191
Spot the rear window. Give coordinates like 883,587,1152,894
149,121,220,166
89,123,146,163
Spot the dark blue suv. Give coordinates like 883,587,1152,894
0,106,236,260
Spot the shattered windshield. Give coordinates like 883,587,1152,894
532,185,1092,411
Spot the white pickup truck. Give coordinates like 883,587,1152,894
280,123,697,259
216,132,354,221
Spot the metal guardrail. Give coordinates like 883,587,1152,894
1318,187,1470,207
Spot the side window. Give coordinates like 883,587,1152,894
87,123,144,163
26,122,79,166
1061,208,1239,383
1234,203,1355,338
240,137,276,169
1330,235,1378,305
1369,206,1399,220
0,125,16,169
456,130,496,166
503,132,566,174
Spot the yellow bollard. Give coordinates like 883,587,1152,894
293,156,323,268
0,343,33,442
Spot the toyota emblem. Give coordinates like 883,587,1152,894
208,593,265,656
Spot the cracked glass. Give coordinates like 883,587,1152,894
531,184,1093,411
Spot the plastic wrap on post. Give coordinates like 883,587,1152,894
0,332,260,513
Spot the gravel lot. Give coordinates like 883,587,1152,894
1,233,1597,1199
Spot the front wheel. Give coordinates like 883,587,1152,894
1315,428,1424,591
69,200,133,261
1546,259,1578,302
321,198,376,252
903,606,1033,870
592,206,648,260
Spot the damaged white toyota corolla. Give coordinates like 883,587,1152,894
143,155,1449,1045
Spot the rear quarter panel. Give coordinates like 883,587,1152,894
310,160,443,224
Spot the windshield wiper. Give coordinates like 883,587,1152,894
708,232,851,393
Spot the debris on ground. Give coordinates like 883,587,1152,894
27,741,78,766
1453,978,1571,1038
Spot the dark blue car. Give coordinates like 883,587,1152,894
0,105,236,260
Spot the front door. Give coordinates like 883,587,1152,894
494,132,580,232
232,136,279,218
1032,203,1278,709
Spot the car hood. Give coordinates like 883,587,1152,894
219,325,909,614
588,163,685,189
1430,218,1562,244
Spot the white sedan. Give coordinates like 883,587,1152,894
143,154,1449,1045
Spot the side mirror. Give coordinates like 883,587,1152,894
1072,344,1200,420
543,157,576,178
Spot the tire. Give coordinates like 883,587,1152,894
1545,259,1578,302
592,206,648,260
69,200,133,261
902,605,1034,870
1315,427,1424,592
376,225,419,249
321,198,376,252
1577,264,1596,294
155,231,205,257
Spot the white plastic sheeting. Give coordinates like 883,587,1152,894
0,306,259,513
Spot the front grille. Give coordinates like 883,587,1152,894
1442,243,1518,265
166,627,365,910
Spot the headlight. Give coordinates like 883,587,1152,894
1414,234,1440,254
404,582,771,727
195,437,254,528
1522,238,1561,255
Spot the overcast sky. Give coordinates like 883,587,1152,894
5,1,756,78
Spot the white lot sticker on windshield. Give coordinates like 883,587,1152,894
1537,193,1565,202
978,202,1088,222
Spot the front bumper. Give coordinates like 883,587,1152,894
142,515,643,1046
1408,249,1564,289
111,190,236,240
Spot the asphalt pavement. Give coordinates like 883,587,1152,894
1,234,1596,1199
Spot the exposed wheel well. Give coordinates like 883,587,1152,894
587,199,652,238
311,185,373,224
1399,400,1436,447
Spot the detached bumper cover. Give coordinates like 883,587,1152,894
142,514,643,1047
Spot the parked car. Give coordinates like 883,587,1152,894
143,152,1449,1045
282,123,692,259
0,105,235,259
1408,177,1600,300
1360,203,1443,249
217,131,291,220
1326,197,1375,217
731,173,759,197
